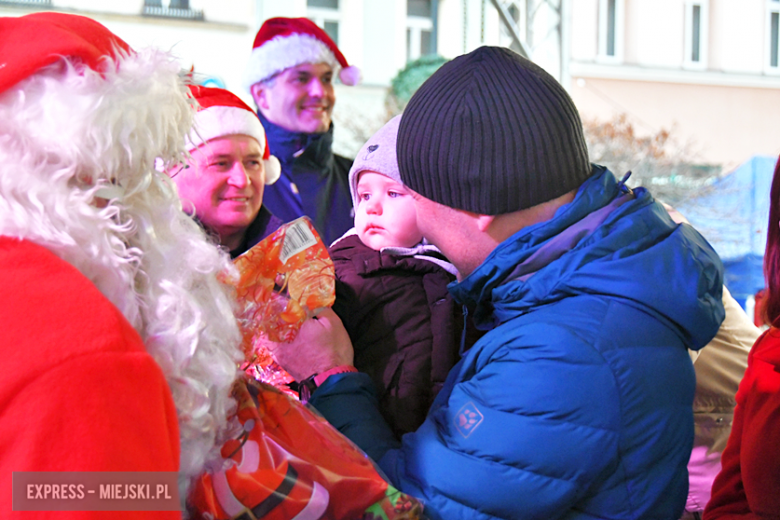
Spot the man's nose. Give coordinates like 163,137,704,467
308,78,326,97
227,162,250,187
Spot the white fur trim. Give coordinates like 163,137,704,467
187,105,266,151
338,65,361,86
243,33,340,91
264,155,281,185
187,106,280,186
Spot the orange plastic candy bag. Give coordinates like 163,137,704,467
232,217,335,393
188,378,423,520
193,218,424,519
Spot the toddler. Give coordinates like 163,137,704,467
329,115,475,438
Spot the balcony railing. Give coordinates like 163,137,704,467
142,4,204,21
0,0,53,7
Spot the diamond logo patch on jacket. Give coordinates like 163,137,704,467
454,402,484,438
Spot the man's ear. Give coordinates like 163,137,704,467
250,83,267,111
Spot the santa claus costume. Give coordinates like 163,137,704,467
0,12,242,519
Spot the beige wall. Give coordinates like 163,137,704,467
571,76,780,170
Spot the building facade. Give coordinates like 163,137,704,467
2,0,778,166
569,0,780,170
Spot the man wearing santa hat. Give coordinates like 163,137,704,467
0,12,241,518
244,17,360,246
171,84,283,258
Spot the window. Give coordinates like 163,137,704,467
770,0,780,69
308,0,338,8
598,0,624,61
308,0,341,46
407,0,435,62
606,0,616,55
408,0,432,18
772,12,779,66
324,21,339,46
684,1,708,68
692,5,701,61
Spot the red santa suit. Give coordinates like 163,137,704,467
704,328,780,519
0,238,181,519
0,12,242,519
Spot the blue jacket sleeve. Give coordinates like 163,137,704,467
311,337,622,520
308,372,401,462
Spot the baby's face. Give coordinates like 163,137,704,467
354,171,423,250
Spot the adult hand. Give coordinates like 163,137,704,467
267,307,354,381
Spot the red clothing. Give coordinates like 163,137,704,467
0,237,180,519
704,328,780,519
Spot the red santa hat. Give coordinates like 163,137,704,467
187,85,281,185
0,12,131,96
243,17,360,92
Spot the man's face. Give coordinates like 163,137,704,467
172,134,265,244
409,188,449,250
410,188,483,280
252,62,335,134
354,171,422,250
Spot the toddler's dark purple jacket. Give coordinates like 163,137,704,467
329,233,471,438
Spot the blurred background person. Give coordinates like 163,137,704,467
663,205,759,520
244,17,360,245
170,84,282,258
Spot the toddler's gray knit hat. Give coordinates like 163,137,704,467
397,46,591,215
348,115,403,209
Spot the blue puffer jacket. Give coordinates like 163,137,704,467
311,167,725,520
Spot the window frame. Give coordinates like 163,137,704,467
406,4,434,62
307,6,342,46
597,0,624,63
683,0,709,69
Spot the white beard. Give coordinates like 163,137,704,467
0,47,242,500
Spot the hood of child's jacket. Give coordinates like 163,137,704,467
449,166,725,351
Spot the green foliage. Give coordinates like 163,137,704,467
387,55,448,114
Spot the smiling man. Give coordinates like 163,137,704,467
172,85,282,258
244,17,360,245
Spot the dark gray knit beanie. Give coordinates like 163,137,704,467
397,46,591,215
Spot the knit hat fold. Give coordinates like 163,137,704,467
397,46,590,215
347,115,403,209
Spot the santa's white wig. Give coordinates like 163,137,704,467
0,45,242,495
